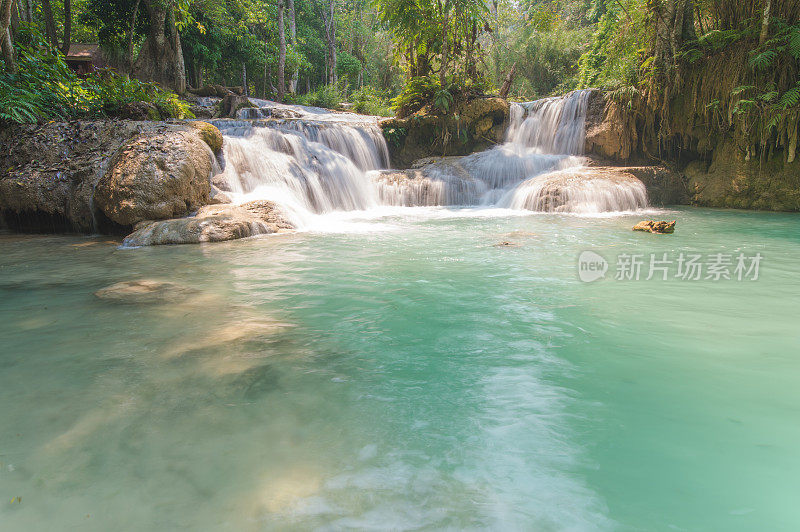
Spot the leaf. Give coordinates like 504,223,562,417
749,50,777,70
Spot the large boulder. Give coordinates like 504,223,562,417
122,201,294,246
92,126,218,227
380,97,509,168
0,121,225,233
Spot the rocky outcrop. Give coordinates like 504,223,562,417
584,90,638,162
122,201,294,247
221,93,257,118
684,139,800,211
0,120,224,233
633,220,676,234
582,91,800,212
594,163,688,206
94,130,215,226
380,97,509,168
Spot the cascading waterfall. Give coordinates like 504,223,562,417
371,89,647,212
210,91,646,226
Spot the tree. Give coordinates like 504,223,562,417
0,0,15,72
278,0,285,101
316,0,337,84
133,0,187,93
288,0,297,93
760,0,772,45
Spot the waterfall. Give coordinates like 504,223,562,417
501,167,648,214
373,90,647,213
210,92,646,226
506,90,591,155
211,112,388,226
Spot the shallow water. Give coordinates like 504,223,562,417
1,207,799,531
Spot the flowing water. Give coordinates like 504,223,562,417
1,207,800,531
2,95,799,530
212,90,645,227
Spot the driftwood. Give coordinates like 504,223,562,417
498,62,517,99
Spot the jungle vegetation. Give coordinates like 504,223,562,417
0,0,798,165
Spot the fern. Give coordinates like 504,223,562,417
786,26,800,59
749,50,778,70
777,85,800,109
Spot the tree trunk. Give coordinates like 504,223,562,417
760,0,772,46
277,0,286,102
438,0,450,88
288,0,298,93
321,0,336,85
9,0,17,35
132,0,186,94
60,0,71,55
242,61,248,96
498,62,516,99
0,0,15,72
263,39,268,98
41,0,57,47
126,0,141,72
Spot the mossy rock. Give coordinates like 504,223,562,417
380,97,509,168
189,121,224,153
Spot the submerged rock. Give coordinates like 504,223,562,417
633,220,676,234
95,280,197,304
122,201,294,246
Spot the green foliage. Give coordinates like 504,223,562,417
433,89,453,113
302,84,343,110
350,86,391,116
391,76,440,117
0,37,191,124
577,1,648,90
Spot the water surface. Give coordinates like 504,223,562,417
1,207,799,530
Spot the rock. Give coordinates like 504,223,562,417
94,129,214,226
621,165,687,206
189,121,224,153
0,121,224,233
493,241,520,247
683,138,800,211
116,101,161,121
380,97,509,168
191,85,231,98
221,93,256,118
122,201,294,246
584,91,637,161
211,173,233,192
633,220,676,234
209,185,233,204
95,280,197,304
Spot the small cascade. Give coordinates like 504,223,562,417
210,92,646,224
502,167,648,213
507,90,592,154
372,89,647,213
211,113,389,226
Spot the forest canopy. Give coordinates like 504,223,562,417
0,0,798,149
